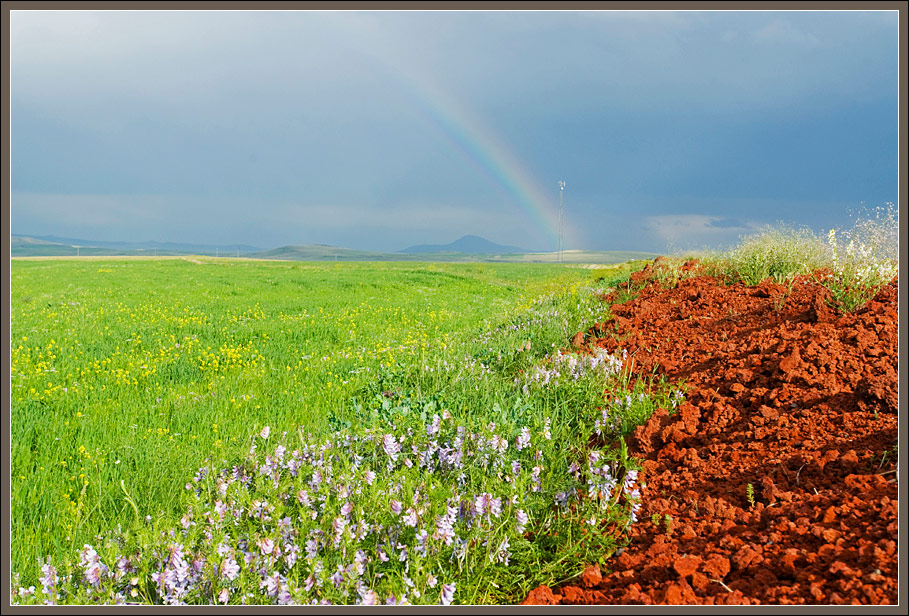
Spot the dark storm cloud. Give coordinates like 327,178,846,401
10,10,898,252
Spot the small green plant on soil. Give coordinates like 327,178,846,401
650,258,686,289
745,483,755,509
771,277,797,312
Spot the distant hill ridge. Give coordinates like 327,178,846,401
11,234,260,255
400,234,526,254
12,233,658,264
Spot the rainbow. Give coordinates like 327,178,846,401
331,14,578,251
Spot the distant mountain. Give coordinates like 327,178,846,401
11,234,260,255
250,244,396,261
400,235,527,254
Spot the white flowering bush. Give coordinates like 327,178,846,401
823,203,899,312
713,203,898,312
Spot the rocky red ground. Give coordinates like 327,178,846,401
523,260,900,605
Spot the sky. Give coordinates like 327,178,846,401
9,9,900,253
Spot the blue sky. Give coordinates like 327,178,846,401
10,9,899,253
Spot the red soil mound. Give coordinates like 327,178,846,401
523,262,899,605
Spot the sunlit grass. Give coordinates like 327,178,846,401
11,257,667,603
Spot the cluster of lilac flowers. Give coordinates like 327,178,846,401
12,350,656,608
15,408,599,606
520,348,623,393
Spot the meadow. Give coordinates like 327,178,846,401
10,257,675,604
9,205,897,605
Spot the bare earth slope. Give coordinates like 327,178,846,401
524,261,899,605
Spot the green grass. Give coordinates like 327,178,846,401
11,257,667,603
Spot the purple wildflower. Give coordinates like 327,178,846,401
359,586,378,605
403,508,418,527
218,588,230,604
382,434,401,461
623,470,639,493
516,426,531,451
39,560,58,598
332,516,347,546
220,556,240,581
439,583,456,605
284,543,299,569
305,538,319,559
257,537,275,556
489,496,502,518
531,465,543,492
474,493,488,516
297,489,312,508
340,501,354,518
260,572,282,597
278,516,293,535
116,555,133,578
495,536,511,565
415,529,430,556
79,545,108,587
214,500,228,518
330,567,344,588
435,512,456,546
260,426,270,440
516,509,528,533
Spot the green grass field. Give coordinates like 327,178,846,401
12,257,676,603
10,208,897,605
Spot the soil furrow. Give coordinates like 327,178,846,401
523,262,899,605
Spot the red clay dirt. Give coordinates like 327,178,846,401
523,259,899,605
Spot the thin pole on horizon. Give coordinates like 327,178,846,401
558,181,566,263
